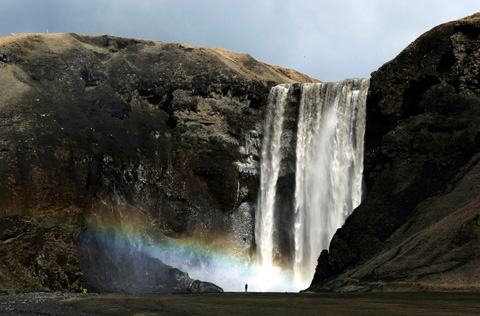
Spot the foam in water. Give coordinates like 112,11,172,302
256,79,369,291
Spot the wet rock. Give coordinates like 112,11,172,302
187,280,224,293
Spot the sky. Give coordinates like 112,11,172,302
0,0,478,81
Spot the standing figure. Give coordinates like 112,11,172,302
245,283,248,293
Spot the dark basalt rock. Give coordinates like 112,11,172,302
187,280,224,294
309,13,480,292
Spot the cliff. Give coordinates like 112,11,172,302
0,33,316,292
309,13,480,292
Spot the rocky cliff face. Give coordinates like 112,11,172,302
0,33,316,292
309,13,480,292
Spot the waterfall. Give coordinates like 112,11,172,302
255,85,289,268
256,79,369,290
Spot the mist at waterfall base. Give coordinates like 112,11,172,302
82,79,368,293
82,222,296,292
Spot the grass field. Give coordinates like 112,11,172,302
57,292,480,316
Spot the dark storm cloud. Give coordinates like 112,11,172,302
0,0,478,80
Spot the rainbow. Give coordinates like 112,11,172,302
85,214,303,292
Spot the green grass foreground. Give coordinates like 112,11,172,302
61,292,480,316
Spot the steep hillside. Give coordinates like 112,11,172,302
309,13,480,292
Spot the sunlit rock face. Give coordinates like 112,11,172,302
0,32,316,292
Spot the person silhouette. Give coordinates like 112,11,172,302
245,283,248,293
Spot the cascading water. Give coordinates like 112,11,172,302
256,79,369,290
255,85,290,268
292,79,369,286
